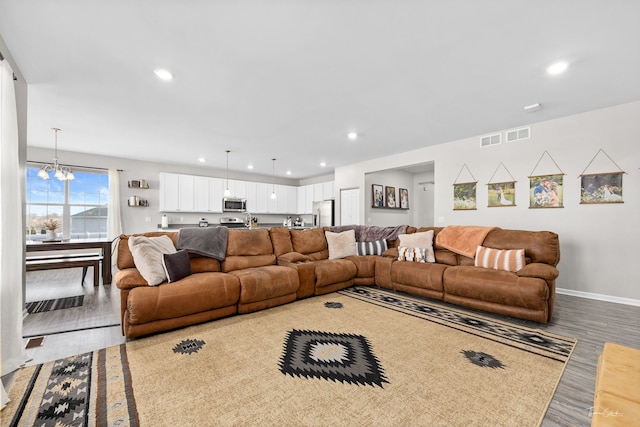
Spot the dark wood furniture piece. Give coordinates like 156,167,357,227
26,255,102,285
26,238,114,284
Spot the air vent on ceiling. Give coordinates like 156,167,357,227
506,127,531,143
480,133,501,147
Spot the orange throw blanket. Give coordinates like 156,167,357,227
435,225,497,258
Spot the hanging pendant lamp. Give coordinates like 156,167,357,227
224,150,231,196
37,128,75,181
271,158,277,199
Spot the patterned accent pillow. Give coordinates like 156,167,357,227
398,230,435,262
356,239,388,256
325,229,357,259
128,235,176,285
162,249,192,283
475,245,525,272
397,246,428,263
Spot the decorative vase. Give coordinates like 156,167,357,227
47,230,57,240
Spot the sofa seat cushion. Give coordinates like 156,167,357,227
313,259,357,288
443,266,549,310
390,261,447,292
229,265,299,304
346,255,377,279
126,272,240,325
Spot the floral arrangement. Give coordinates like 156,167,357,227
43,219,59,231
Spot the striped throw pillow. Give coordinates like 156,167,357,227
474,246,525,272
398,246,428,263
356,239,388,256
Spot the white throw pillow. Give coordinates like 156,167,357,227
398,231,436,263
128,235,176,285
325,230,357,260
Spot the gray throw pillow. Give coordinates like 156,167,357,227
162,250,192,283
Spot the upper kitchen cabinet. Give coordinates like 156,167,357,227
323,181,334,200
227,179,247,199
159,173,195,212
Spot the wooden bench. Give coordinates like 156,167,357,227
26,253,103,286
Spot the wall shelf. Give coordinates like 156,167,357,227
128,179,149,189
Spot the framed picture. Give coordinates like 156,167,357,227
129,180,140,188
385,186,397,208
372,184,384,208
529,175,564,208
580,173,623,204
453,182,477,210
399,188,409,209
488,182,515,207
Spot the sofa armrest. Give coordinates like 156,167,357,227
516,263,559,281
381,247,398,259
115,268,153,290
277,251,310,265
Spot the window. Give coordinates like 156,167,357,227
26,166,109,240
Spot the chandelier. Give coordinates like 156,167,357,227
37,128,75,180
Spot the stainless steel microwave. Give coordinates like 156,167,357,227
223,197,247,212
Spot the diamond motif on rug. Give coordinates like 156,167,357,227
279,329,388,388
461,350,505,369
324,301,343,309
173,339,206,355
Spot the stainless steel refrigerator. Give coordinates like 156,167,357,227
312,200,335,228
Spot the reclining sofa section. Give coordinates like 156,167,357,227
115,226,559,338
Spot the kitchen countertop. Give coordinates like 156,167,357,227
157,223,313,230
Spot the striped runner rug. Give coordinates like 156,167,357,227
25,295,84,314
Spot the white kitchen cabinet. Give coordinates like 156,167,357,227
208,177,224,212
313,183,324,202
323,181,334,200
159,173,195,212
305,185,314,213
194,176,210,212
227,179,246,199
255,183,270,213
297,186,306,214
245,181,258,213
287,185,297,214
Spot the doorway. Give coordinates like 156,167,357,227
340,188,360,225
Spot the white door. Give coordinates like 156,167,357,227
340,188,360,226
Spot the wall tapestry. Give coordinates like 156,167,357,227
528,151,564,209
487,162,516,207
453,164,477,210
579,149,625,204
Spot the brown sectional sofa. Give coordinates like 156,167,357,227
115,225,560,338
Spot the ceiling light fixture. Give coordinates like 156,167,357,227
154,69,174,81
524,103,542,113
320,162,326,167
347,131,358,141
271,158,277,199
198,156,206,163
546,61,569,75
37,128,75,181
224,150,231,197
247,164,254,170
286,170,292,175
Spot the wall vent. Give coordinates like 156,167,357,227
506,127,531,142
480,133,501,147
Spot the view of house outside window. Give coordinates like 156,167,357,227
26,166,109,240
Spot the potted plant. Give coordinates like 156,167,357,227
43,219,59,240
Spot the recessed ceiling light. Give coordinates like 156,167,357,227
197,156,206,163
286,170,292,175
347,131,358,141
247,164,254,169
546,61,569,75
154,69,174,81
320,162,327,167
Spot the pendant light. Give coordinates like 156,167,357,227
224,150,231,197
37,128,75,181
270,158,277,199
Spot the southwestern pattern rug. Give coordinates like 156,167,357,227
3,286,576,426
25,296,84,314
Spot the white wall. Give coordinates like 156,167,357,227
335,101,640,302
364,169,413,226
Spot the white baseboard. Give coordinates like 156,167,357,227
557,287,640,307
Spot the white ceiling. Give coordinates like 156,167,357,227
1,1,639,179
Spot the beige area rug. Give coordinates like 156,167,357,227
3,286,576,426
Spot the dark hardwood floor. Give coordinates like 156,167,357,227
10,269,640,426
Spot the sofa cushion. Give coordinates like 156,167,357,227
291,228,327,255
475,245,525,272
229,265,300,304
391,261,446,293
398,230,435,262
222,228,277,272
118,231,178,270
162,250,192,283
269,227,294,256
325,230,357,259
128,235,176,286
314,259,357,287
356,239,388,256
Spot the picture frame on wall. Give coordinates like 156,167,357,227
487,182,516,207
453,182,477,210
529,174,564,208
385,186,397,208
372,184,384,208
580,172,623,204
399,188,409,209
